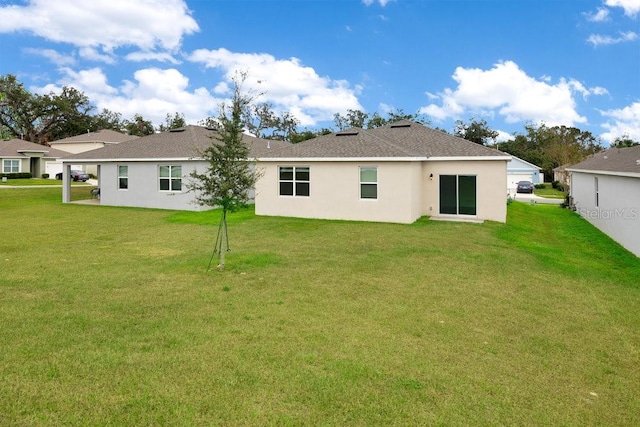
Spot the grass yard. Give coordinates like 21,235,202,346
1,188,639,425
534,186,566,199
0,178,91,186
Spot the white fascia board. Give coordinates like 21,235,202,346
566,168,640,179
426,156,511,161
504,153,542,169
256,157,426,162
256,156,511,162
61,157,196,163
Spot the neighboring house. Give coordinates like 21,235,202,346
60,126,288,210
0,139,69,178
49,129,138,177
255,121,510,224
553,165,570,186
506,154,543,189
566,146,640,257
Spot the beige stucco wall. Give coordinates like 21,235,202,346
571,171,640,257
422,160,508,223
50,142,106,154
255,159,508,224
255,161,424,223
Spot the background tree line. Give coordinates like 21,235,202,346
2,73,637,180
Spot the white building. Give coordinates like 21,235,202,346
567,146,640,257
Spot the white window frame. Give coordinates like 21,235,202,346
2,159,20,173
159,165,182,192
118,165,128,190
359,166,378,200
278,166,310,197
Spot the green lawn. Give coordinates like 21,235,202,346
534,185,566,199
0,178,91,186
1,188,639,425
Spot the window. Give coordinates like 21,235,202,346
439,175,477,216
594,177,599,207
3,159,19,173
159,165,182,191
279,166,309,196
118,165,128,190
360,166,377,199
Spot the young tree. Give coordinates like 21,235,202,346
188,72,259,271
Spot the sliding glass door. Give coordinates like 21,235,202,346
439,175,477,216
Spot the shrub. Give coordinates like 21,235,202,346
41,173,49,179
0,172,32,179
555,183,565,192
551,180,560,189
534,183,546,189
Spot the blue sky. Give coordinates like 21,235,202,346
0,0,639,143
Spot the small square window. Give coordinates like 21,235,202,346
279,166,309,197
159,165,182,192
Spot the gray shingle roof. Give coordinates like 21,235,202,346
0,139,70,158
261,120,507,159
62,126,290,161
567,145,640,176
51,129,138,144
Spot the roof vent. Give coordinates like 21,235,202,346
169,127,186,132
390,123,411,128
336,130,358,136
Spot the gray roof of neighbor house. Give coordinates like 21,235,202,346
0,138,70,158
566,145,640,176
260,120,508,160
50,129,139,144
62,126,291,161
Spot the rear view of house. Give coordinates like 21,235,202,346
567,146,640,257
255,121,510,224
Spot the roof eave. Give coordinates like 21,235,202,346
566,168,640,178
62,157,198,163
256,155,511,162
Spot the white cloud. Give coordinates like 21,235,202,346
23,48,75,67
605,0,640,17
32,67,217,127
600,102,640,142
378,103,393,114
125,51,180,64
362,0,395,6
495,130,513,143
419,60,599,127
0,0,198,53
78,47,116,64
587,31,638,46
585,7,611,22
187,48,363,126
